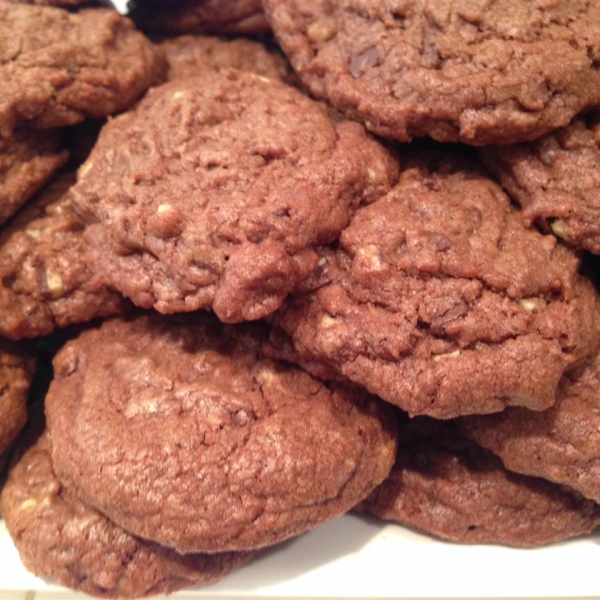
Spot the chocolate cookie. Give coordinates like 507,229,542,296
0,340,36,457
132,0,269,35
481,113,600,254
463,351,600,504
0,172,127,340
160,35,292,83
0,128,68,226
1,432,254,598
45,313,398,553
72,70,398,322
0,4,164,138
358,416,600,547
263,0,600,145
274,154,600,419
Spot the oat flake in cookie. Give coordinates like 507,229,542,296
72,70,398,322
45,313,398,554
0,4,164,138
263,0,600,145
463,351,600,505
0,173,127,340
481,113,600,254
358,416,600,547
0,432,254,598
0,340,36,457
274,154,600,419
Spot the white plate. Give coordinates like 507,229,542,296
2,513,600,599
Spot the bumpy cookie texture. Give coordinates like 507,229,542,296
45,313,398,553
0,129,68,226
275,154,600,419
481,113,600,254
161,35,292,83
264,0,600,145
0,4,165,138
0,340,36,456
358,416,600,547
72,71,398,322
0,173,127,340
0,432,254,599
132,0,269,35
463,351,600,504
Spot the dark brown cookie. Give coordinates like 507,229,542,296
132,0,269,35
274,154,600,419
481,113,600,254
463,351,600,504
0,340,36,456
72,70,398,322
263,0,600,145
0,432,254,598
358,416,600,547
0,4,165,138
160,35,292,83
0,128,68,226
0,172,127,340
45,313,398,554
4,0,97,5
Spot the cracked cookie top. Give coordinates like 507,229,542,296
0,339,36,456
160,35,292,83
0,432,254,598
45,312,398,553
0,128,68,226
71,70,398,322
481,113,600,254
463,351,600,504
274,153,600,419
263,0,600,145
358,415,600,547
0,172,127,340
0,4,164,138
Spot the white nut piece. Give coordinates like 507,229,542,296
320,315,337,328
357,244,383,271
157,203,173,214
306,22,336,43
551,218,569,240
19,498,37,511
46,272,65,299
256,367,277,384
433,349,461,362
78,160,93,179
518,298,536,311
25,228,41,239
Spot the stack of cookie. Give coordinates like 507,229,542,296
1,0,600,597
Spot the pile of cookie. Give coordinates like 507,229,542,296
1,0,600,597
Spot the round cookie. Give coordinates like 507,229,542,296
45,313,398,554
0,128,68,226
358,416,600,547
160,35,292,83
274,153,600,419
463,351,600,504
0,340,36,457
263,0,600,145
0,432,254,598
0,4,165,138
0,172,127,340
131,0,269,35
72,70,398,322
481,113,600,255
